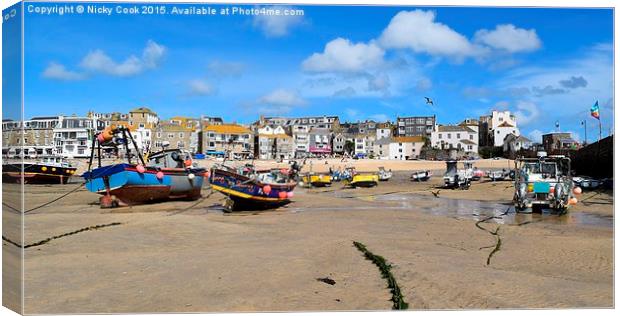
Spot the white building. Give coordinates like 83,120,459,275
503,134,532,154
376,122,392,140
374,136,425,160
291,124,310,157
53,116,104,158
431,125,479,154
487,110,520,147
353,134,375,157
256,125,294,159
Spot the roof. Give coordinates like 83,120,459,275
129,107,155,114
459,139,477,145
497,121,515,128
204,124,252,134
437,125,475,133
30,116,60,120
258,133,291,139
160,124,193,132
393,136,425,143
516,135,532,143
374,137,392,145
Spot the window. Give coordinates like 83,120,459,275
469,135,473,140
448,134,451,139
456,133,460,139
157,132,162,138
179,132,184,138
438,134,442,139
168,133,174,138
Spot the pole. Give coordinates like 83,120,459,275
583,120,587,145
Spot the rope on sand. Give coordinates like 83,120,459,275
2,222,122,249
353,241,409,310
24,183,86,214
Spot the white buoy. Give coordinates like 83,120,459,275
188,173,195,180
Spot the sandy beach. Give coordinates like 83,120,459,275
1,159,613,313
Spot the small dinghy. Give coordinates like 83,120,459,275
302,173,332,187
82,126,206,207
411,170,432,182
345,167,379,188
378,166,393,181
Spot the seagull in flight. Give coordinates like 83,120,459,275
424,97,434,106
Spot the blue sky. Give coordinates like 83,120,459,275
12,2,615,143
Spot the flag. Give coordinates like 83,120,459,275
590,101,600,120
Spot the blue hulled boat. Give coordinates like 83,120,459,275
82,126,206,207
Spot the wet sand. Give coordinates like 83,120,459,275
2,165,613,313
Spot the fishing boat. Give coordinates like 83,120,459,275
82,126,206,207
410,170,432,182
2,156,77,184
345,167,379,188
209,163,297,211
301,173,332,187
378,167,393,181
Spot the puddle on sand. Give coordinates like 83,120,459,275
291,192,613,229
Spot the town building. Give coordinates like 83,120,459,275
395,115,435,138
376,122,393,140
153,122,196,153
202,124,253,158
2,117,61,158
128,107,159,129
332,132,347,155
308,127,332,156
430,124,479,154
503,134,533,154
291,124,310,157
374,136,425,160
53,115,104,158
542,132,580,153
479,110,520,147
255,124,294,160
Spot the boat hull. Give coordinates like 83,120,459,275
82,163,205,205
2,163,77,184
302,174,332,187
350,173,379,187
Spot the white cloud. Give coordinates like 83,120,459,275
378,10,483,59
559,76,588,89
367,73,391,94
332,87,356,98
252,6,304,38
80,40,166,77
474,24,541,53
42,62,85,80
207,60,246,78
187,79,216,96
259,89,306,106
302,38,385,73
513,101,540,125
415,78,432,91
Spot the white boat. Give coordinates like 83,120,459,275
378,166,392,181
411,170,432,182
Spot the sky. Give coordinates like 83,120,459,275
7,2,615,143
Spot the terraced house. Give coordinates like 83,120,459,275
255,125,294,160
153,122,195,153
202,124,253,158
